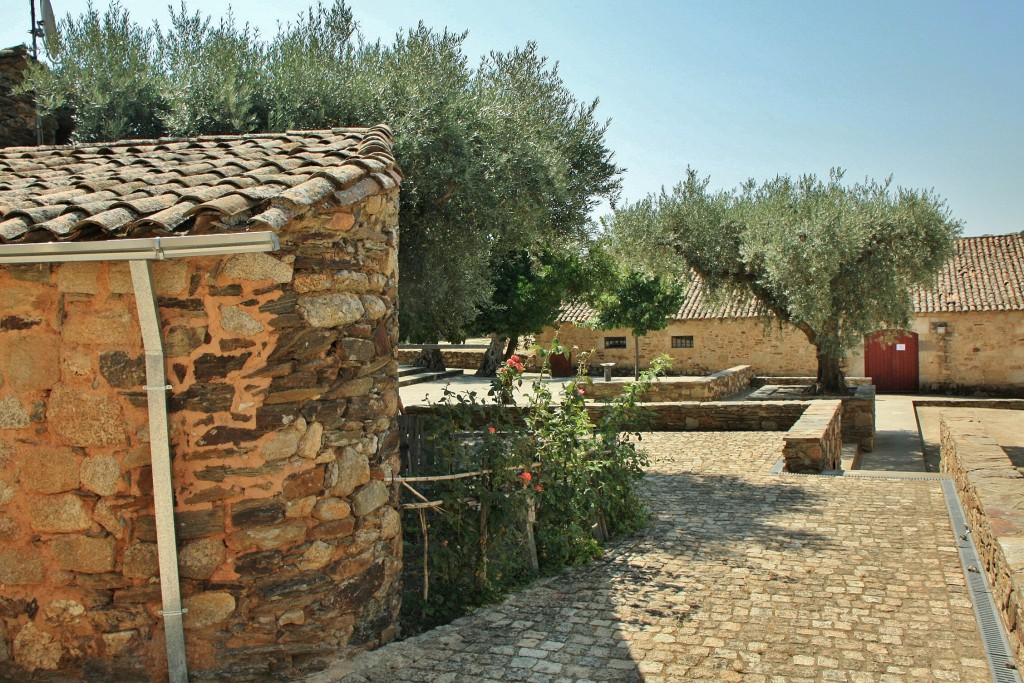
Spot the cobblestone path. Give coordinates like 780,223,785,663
311,432,991,683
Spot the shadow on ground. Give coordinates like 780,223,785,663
312,469,828,682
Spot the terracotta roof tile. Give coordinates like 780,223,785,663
0,125,400,243
915,233,1024,313
557,233,1024,324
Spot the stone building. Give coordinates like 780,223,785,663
0,125,403,679
0,45,72,148
539,232,1024,394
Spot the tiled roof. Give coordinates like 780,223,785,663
914,233,1024,313
557,233,1024,324
0,125,400,243
556,276,761,325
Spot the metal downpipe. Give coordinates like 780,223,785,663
130,260,189,683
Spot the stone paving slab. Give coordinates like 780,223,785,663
309,432,991,683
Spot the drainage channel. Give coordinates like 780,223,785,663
942,478,1022,683
770,458,1022,682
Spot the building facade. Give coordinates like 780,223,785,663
538,233,1024,394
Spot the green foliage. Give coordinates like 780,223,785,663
609,168,961,391
22,1,165,141
401,340,664,633
471,239,612,344
591,269,686,338
156,5,265,136
24,1,621,347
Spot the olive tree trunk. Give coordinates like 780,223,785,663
413,348,446,372
812,351,847,395
476,335,509,377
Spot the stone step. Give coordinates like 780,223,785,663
398,367,464,387
398,365,432,378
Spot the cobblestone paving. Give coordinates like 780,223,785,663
310,432,991,683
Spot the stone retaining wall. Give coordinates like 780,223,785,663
747,384,875,451
397,348,484,370
752,376,872,388
0,191,402,679
405,400,807,433
940,415,1024,665
782,400,843,473
584,365,754,402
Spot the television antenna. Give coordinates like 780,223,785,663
27,0,59,145
29,0,59,60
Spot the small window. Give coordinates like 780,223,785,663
604,336,627,349
671,335,694,349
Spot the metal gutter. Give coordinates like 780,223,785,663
0,232,280,683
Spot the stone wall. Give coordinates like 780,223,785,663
546,309,1024,395
396,348,483,369
746,385,875,451
845,311,1024,395
585,401,808,432
752,376,872,388
940,415,1024,664
537,318,824,377
0,45,71,148
0,190,402,679
583,365,754,402
782,400,843,473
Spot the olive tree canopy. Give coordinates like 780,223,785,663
609,168,961,393
23,1,620,349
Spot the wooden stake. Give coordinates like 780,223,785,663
418,508,429,603
525,496,539,573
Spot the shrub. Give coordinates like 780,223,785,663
400,340,669,632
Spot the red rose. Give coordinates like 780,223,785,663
488,426,496,434
519,471,532,482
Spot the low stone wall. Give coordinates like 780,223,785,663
914,398,1024,411
397,348,484,370
585,401,807,432
406,400,806,433
747,384,875,451
782,400,843,473
584,365,754,402
940,415,1024,665
752,376,872,388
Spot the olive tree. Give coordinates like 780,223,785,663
612,168,961,393
23,1,620,359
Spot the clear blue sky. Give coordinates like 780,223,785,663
2,0,1022,237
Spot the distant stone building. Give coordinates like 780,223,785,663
0,126,403,679
0,45,72,148
539,233,1024,394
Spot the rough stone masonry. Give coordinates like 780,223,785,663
0,181,402,680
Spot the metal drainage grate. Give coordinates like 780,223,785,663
942,478,1022,683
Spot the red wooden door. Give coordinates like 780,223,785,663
864,331,919,393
